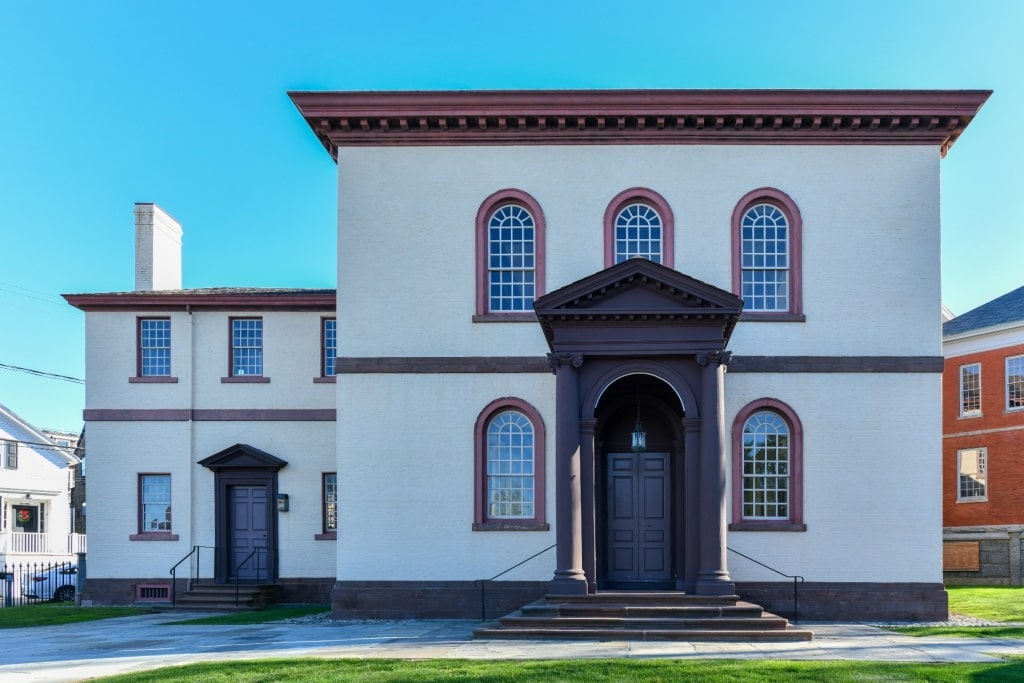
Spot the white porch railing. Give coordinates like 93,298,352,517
0,532,86,555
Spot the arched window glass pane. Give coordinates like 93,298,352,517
486,410,535,518
740,203,789,311
488,205,536,312
614,203,662,264
741,411,790,520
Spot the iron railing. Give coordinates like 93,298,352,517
727,546,804,623
476,543,555,621
232,546,275,607
0,559,77,608
168,545,215,606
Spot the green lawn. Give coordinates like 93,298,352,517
891,585,1024,638
0,604,151,629
92,658,1024,682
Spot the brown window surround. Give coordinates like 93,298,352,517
315,317,337,382
135,316,176,380
729,398,806,532
731,187,805,322
473,189,546,322
221,376,271,383
603,187,675,269
317,472,337,539
472,397,549,531
135,473,177,540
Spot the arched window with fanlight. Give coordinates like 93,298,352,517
473,398,548,530
603,188,675,268
475,190,546,320
731,188,803,320
730,398,805,531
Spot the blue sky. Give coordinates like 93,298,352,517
1,1,1021,431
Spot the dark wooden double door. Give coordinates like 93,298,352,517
605,452,672,586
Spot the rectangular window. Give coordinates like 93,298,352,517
231,318,263,376
323,473,337,532
138,318,171,376
960,363,981,417
957,448,987,501
1007,355,1024,411
5,441,17,469
140,474,172,532
322,318,337,377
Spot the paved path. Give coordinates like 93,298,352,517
2,614,1024,682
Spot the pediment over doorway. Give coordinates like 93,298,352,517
534,259,743,354
198,443,288,472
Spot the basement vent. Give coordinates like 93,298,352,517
136,584,171,602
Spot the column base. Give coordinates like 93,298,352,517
549,569,589,595
695,570,735,596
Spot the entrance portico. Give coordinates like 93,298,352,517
534,259,743,596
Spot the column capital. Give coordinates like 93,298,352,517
695,350,732,368
548,352,584,372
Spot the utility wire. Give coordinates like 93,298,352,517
0,363,84,384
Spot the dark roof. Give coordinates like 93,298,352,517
943,285,1024,337
64,288,336,311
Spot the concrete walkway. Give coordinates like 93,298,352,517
1,613,1023,682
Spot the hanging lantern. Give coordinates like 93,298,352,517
631,387,646,453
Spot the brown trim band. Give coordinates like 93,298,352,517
333,355,943,374
85,409,335,422
729,356,944,373
335,357,552,373
128,376,179,383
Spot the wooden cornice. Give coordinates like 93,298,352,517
288,89,991,160
63,289,336,312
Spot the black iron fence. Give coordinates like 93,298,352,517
0,560,78,608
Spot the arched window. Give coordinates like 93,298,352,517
473,398,547,530
604,188,675,268
475,190,546,320
731,188,803,320
730,398,805,531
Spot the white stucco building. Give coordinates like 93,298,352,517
66,89,989,621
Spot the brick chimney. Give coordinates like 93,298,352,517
134,203,182,291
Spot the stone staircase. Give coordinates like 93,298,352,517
474,591,812,641
166,583,280,611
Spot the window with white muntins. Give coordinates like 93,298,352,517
957,448,987,501
139,318,171,376
488,205,536,312
741,410,789,519
1007,355,1024,411
614,203,662,264
231,318,263,376
741,203,789,312
960,363,981,417
487,410,535,519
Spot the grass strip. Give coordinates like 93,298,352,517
0,604,152,629
92,657,1024,682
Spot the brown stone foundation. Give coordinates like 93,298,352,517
331,580,548,620
82,577,336,607
736,581,948,621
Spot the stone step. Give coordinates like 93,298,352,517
473,626,814,642
546,591,741,606
520,601,766,619
498,615,793,630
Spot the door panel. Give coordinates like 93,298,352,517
230,486,268,580
605,453,671,583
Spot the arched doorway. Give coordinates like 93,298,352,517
596,374,684,589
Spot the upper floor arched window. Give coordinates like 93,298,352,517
604,188,675,269
475,190,546,320
731,188,803,320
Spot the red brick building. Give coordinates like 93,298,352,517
943,285,1024,584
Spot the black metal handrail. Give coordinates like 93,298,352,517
727,546,804,623
232,546,276,607
476,543,556,622
168,545,214,606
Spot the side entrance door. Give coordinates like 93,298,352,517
229,485,269,581
605,452,672,585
